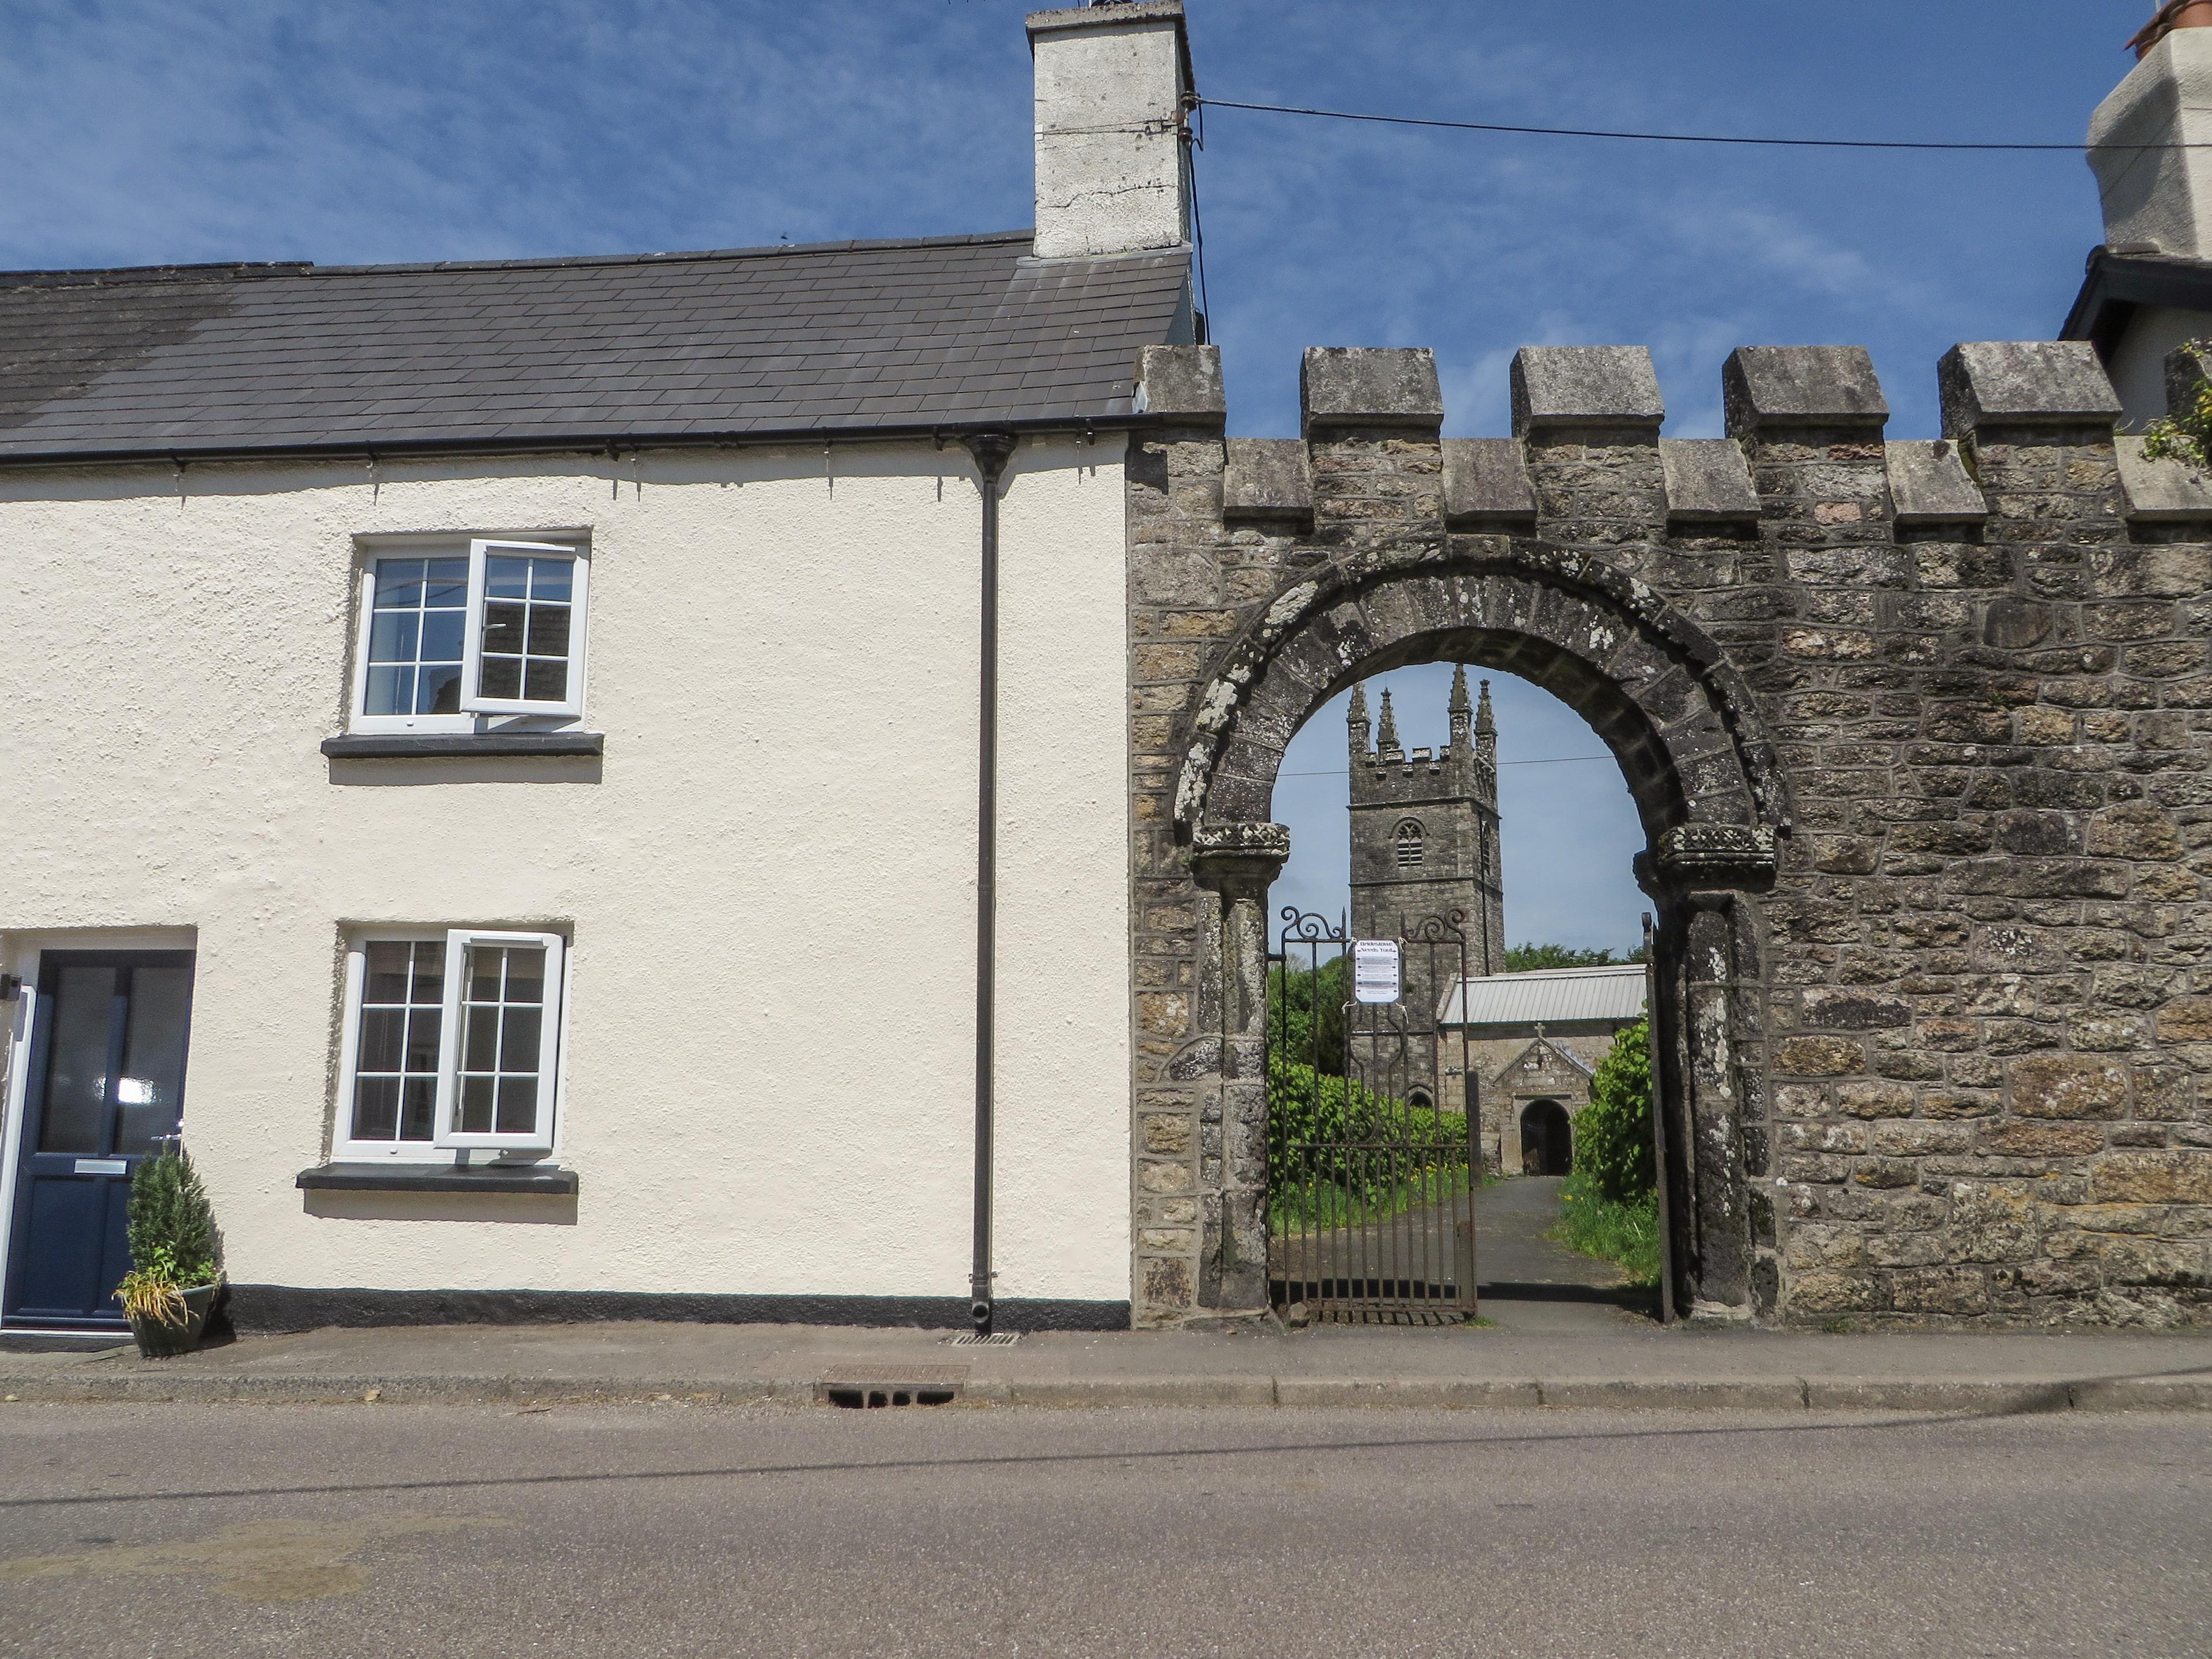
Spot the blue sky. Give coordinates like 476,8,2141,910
0,0,2156,953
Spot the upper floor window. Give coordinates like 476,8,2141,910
351,539,589,733
1394,819,1424,869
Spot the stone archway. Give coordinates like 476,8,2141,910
1173,547,1781,1326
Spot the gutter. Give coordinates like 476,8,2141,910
0,413,1143,473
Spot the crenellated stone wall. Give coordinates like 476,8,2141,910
1125,335,2212,1331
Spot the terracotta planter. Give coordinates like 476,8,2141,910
127,1282,219,1359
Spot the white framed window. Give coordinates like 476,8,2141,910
334,930,567,1160
349,538,589,733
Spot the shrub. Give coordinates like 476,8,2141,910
1574,1016,1656,1205
118,1148,221,1325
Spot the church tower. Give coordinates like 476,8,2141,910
1348,666,1506,991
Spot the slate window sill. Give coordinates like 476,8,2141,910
321,732,604,760
296,1163,580,1195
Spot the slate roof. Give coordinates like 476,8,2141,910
1437,964,1647,1029
0,232,1191,463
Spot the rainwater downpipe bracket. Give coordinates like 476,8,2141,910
962,431,1019,1338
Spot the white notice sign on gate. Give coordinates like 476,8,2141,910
1351,938,1401,1005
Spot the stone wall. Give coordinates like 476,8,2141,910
1126,337,2212,1330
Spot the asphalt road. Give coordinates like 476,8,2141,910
2,1400,2206,1658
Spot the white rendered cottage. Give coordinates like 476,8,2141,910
0,3,1198,1336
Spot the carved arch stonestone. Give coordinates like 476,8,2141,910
1176,541,1789,889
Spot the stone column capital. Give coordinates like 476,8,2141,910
1188,821,1290,898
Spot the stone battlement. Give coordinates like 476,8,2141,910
1148,340,2212,541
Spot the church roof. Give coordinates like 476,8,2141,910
0,232,1192,465
1438,963,1646,1028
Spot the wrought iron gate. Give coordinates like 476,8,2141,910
1267,909,1479,1323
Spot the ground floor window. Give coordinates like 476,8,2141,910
336,929,566,1158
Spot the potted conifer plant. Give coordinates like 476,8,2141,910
114,1145,223,1358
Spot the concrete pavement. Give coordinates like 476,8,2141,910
5,1315,2209,1413
2,1401,2206,1657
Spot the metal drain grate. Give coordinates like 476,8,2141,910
945,1331,1020,1347
815,1364,968,1409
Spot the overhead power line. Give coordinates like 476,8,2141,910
1196,97,2187,155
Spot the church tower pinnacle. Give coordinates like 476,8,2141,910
1449,664,1473,747
1475,678,1497,769
1376,689,1402,761
1347,679,1371,758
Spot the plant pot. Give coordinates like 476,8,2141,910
127,1282,219,1359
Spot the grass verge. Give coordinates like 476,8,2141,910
1549,1169,1662,1288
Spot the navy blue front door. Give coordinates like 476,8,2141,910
3,951,196,1327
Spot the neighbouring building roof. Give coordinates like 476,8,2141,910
2060,245,2212,360
0,232,1192,464
1438,963,1647,1028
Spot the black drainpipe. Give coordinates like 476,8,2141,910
963,431,1018,1337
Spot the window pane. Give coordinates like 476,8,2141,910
418,663,464,715
116,966,191,1155
486,556,531,599
502,948,544,1004
37,966,118,1156
400,1078,437,1141
358,1008,403,1074
524,604,570,657
495,1076,537,1135
403,1007,442,1073
364,942,411,1004
409,941,445,1003
478,657,522,700
363,666,413,718
528,558,573,603
367,610,419,664
523,659,569,702
464,1003,499,1071
468,946,505,1002
481,601,525,654
458,1075,495,1134
419,608,465,663
498,1006,541,1070
373,559,427,607
423,558,469,605
352,1076,399,1142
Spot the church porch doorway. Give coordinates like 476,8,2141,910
1519,1100,1573,1178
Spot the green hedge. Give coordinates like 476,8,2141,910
1573,1015,1656,1205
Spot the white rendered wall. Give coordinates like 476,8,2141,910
2107,304,2212,430
0,438,1131,1307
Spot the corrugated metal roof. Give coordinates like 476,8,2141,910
0,232,1192,462
1438,964,1647,1028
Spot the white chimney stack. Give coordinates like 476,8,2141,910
1026,1,1193,261
2089,20,2212,258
